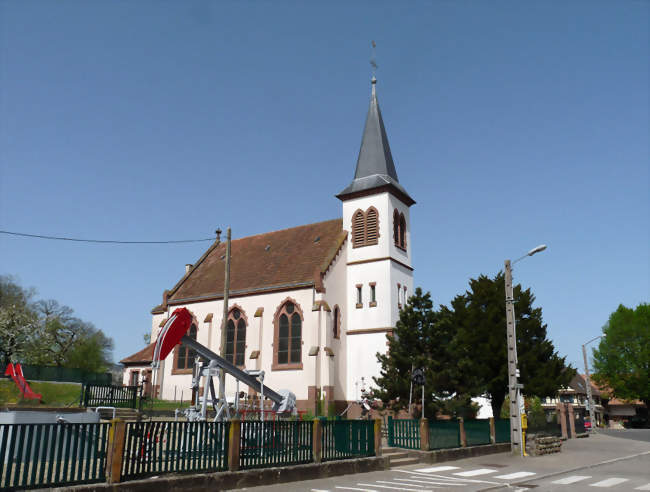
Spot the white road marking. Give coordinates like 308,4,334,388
358,483,432,492
453,468,497,477
414,466,459,473
393,469,503,486
376,481,433,489
394,478,465,487
634,484,650,491
494,471,537,480
311,490,330,492
590,478,629,487
552,476,592,485
335,487,377,492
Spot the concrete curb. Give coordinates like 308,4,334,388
55,456,391,492
405,443,511,464
479,450,650,491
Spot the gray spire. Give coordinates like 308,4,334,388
337,78,415,205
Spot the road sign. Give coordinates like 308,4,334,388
412,368,425,385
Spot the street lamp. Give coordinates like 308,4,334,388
582,335,604,431
505,244,547,456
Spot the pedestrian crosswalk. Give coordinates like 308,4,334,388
322,465,649,491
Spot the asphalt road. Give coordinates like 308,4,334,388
235,432,650,492
598,428,650,443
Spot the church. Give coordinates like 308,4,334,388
120,76,415,414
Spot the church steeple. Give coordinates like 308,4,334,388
337,77,415,206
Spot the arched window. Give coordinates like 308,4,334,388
273,300,303,369
366,207,379,245
333,305,341,339
352,207,380,248
175,323,198,372
225,307,247,366
393,209,400,246
352,210,365,248
393,209,407,250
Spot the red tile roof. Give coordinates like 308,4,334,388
120,343,155,365
157,219,346,307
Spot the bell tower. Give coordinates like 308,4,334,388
336,76,415,401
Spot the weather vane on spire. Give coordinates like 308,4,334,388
370,40,377,79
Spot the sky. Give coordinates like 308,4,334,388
1,0,648,372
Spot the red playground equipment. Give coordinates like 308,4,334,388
4,362,42,400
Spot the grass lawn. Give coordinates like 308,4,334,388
143,399,192,411
0,379,82,407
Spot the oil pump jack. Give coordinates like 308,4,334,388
151,307,296,421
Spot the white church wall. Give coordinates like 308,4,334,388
345,332,387,401
342,192,393,263
390,261,414,326
388,194,412,264
322,239,348,401
155,287,317,402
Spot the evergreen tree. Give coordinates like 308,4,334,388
450,273,574,417
373,288,466,419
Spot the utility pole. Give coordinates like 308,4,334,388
217,227,231,419
582,335,603,431
504,259,523,456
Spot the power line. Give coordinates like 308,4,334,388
0,230,216,244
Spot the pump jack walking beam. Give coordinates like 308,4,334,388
179,335,283,405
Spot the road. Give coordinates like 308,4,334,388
235,430,650,492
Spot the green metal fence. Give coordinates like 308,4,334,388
20,365,112,385
386,417,420,450
463,419,491,446
428,420,461,450
321,420,375,461
494,419,510,443
83,384,139,409
240,420,312,469
121,421,229,481
0,422,109,490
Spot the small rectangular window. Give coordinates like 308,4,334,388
356,285,363,308
371,284,376,302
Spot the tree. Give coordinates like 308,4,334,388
450,273,574,417
373,288,469,419
31,300,114,371
0,275,114,371
592,303,649,408
0,276,39,365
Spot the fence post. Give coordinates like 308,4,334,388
374,419,382,456
312,419,323,463
489,417,496,444
458,417,467,448
106,419,126,484
420,418,429,451
228,419,241,472
387,415,393,447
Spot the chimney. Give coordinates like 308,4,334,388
185,264,192,274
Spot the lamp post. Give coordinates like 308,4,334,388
505,244,547,456
582,335,604,431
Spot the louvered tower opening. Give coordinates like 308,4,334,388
366,207,379,245
352,210,366,248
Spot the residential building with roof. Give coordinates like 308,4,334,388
542,374,605,426
120,76,415,414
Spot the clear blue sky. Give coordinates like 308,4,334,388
1,1,648,371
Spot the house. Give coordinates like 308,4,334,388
541,374,605,426
120,76,415,414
